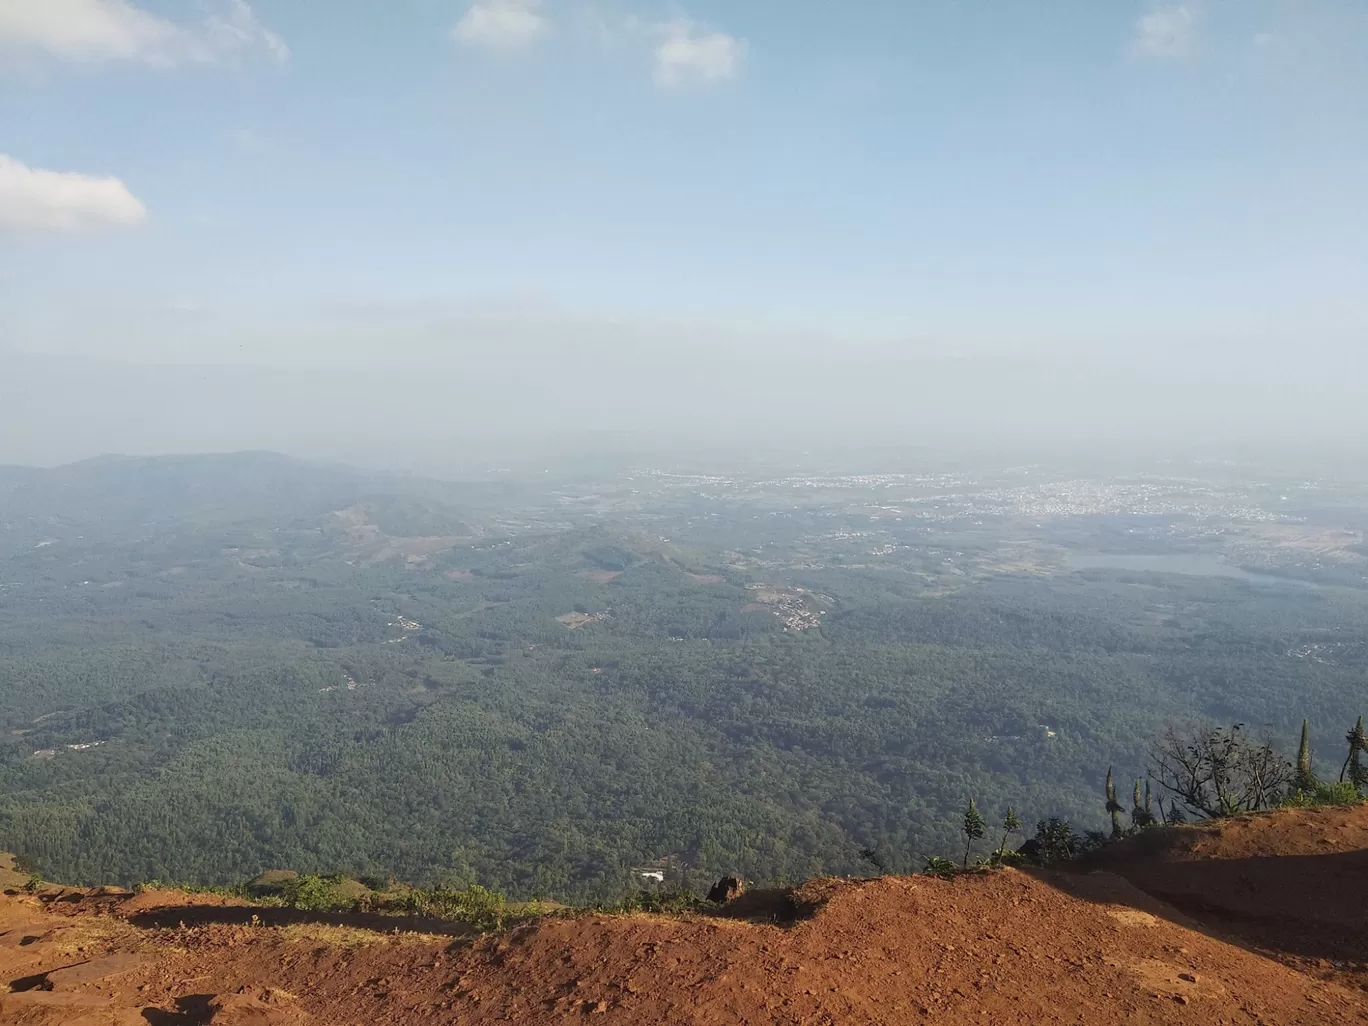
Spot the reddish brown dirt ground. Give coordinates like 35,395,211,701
5,809,1368,1025
1086,805,1368,991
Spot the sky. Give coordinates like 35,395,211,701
2,0,1366,471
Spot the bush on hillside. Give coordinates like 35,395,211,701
393,884,510,930
596,885,715,915
1018,817,1104,865
921,856,960,879
1151,723,1291,819
1282,780,1363,809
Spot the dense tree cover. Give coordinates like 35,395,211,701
1,456,1366,900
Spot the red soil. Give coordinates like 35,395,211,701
1086,805,1368,990
5,808,1368,1024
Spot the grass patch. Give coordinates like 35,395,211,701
277,923,448,948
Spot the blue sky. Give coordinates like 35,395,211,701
2,1,1367,466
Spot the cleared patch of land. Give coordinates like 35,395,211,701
555,612,611,629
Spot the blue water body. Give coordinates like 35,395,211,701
1064,551,1318,588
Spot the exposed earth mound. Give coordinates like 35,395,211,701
4,808,1368,1025
1087,804,1368,991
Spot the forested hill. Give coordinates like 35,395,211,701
0,451,449,525
0,452,492,556
1,454,1366,900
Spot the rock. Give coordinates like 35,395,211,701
1015,839,1042,862
208,987,312,1025
44,953,148,990
707,877,746,903
0,925,50,948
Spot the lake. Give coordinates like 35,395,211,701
1064,550,1318,588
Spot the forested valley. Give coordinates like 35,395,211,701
1,452,1366,900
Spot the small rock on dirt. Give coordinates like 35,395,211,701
707,877,746,903
208,987,313,1025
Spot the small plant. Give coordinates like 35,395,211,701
1342,716,1368,793
922,855,959,879
1024,817,1102,864
1033,817,1077,863
1130,778,1156,830
1105,767,1124,839
996,807,1022,859
962,798,986,868
1293,719,1318,794
1282,780,1362,808
23,873,44,893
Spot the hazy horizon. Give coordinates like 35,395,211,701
4,1,1366,470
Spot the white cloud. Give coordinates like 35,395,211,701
0,155,147,234
0,0,287,66
1129,6,1196,61
453,0,547,52
204,0,289,63
654,19,745,87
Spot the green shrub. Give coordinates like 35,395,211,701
596,886,713,916
1023,818,1104,865
979,848,1025,868
394,884,509,930
921,855,960,879
1281,780,1363,808
266,874,348,911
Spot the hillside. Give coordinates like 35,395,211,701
1087,804,1368,991
4,809,1368,1025
5,452,1368,901
0,451,487,559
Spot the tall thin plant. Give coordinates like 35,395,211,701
1341,716,1368,793
962,798,986,869
1105,767,1124,838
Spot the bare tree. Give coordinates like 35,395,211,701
1150,723,1291,819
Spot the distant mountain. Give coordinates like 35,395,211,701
0,451,481,549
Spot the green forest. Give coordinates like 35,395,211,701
2,453,1366,900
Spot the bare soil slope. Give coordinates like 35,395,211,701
4,848,1368,1026
1087,804,1368,990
